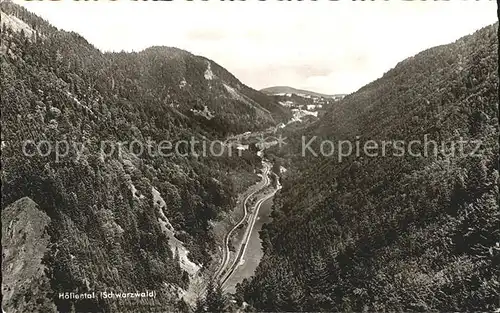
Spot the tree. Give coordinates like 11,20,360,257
205,282,227,313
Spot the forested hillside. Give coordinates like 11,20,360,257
240,23,499,311
105,46,291,136
0,2,287,312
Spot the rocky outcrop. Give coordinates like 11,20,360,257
2,197,56,313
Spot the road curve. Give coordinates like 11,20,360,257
213,162,271,282
220,186,279,288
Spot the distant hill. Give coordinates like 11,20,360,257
121,46,292,134
260,86,346,99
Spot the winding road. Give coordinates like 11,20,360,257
220,189,279,288
213,160,280,290
213,162,270,281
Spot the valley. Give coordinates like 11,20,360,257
1,1,498,313
221,192,277,294
180,157,277,306
0,2,292,312
218,163,280,292
214,161,272,284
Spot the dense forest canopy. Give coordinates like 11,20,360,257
1,1,498,313
0,2,289,312
239,22,499,312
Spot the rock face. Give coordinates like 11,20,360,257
2,197,56,313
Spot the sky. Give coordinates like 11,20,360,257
15,0,497,95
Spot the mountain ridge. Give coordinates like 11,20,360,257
0,2,286,312
239,22,499,312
